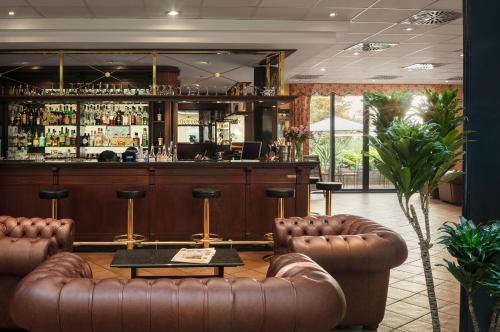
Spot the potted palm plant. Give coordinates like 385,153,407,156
365,91,412,135
439,218,500,332
370,120,463,332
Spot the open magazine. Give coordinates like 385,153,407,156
171,248,216,264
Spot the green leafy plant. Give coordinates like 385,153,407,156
481,264,500,332
365,91,412,135
420,88,463,137
338,150,362,169
439,218,500,332
370,120,464,332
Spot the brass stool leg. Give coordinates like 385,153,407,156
203,198,210,249
278,197,285,219
307,184,311,216
127,198,134,250
325,190,332,215
51,199,58,219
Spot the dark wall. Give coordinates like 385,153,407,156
462,0,500,331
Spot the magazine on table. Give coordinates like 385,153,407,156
171,248,216,264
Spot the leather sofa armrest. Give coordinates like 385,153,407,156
289,234,408,273
0,237,51,277
0,216,74,254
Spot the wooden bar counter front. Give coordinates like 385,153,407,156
0,161,315,243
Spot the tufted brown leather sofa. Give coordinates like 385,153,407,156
273,214,408,329
0,216,74,329
11,252,346,332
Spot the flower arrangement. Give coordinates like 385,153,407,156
283,125,313,143
283,125,313,161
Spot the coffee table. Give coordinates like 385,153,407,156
110,248,244,278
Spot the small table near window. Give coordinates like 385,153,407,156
111,248,244,278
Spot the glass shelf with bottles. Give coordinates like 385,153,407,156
79,102,150,156
6,102,78,160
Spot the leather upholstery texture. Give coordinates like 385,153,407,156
273,214,408,327
11,252,346,332
0,216,74,329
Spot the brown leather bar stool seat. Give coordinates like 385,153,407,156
264,187,295,241
307,177,320,216
191,188,222,248
115,190,146,250
39,189,69,219
316,181,342,215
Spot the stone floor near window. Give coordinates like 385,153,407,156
76,192,461,332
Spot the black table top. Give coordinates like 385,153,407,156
110,248,244,268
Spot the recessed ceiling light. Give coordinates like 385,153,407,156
214,72,221,78
371,79,376,82
405,27,414,31
460,53,464,57
353,52,360,56
320,67,326,72
8,11,15,16
167,10,180,16
198,61,209,65
445,80,449,83
329,12,336,17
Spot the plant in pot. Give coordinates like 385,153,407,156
369,119,464,332
439,218,500,332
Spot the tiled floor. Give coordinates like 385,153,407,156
76,192,461,332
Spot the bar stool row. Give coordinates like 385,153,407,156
38,177,341,250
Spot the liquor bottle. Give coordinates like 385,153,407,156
130,107,136,125
149,145,156,162
116,111,123,126
26,130,32,147
39,132,46,148
133,132,140,147
122,108,129,126
15,107,21,126
59,127,66,147
156,109,162,122
81,133,88,147
21,107,27,126
28,107,34,126
141,128,148,147
158,131,164,146
142,107,149,126
36,109,41,125
33,131,40,148
9,108,15,125
71,106,77,125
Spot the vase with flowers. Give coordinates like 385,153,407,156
283,125,313,162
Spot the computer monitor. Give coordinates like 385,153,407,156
241,141,262,160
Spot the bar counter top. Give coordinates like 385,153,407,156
0,160,317,168
0,159,317,243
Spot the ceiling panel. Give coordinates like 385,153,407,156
37,6,93,17
373,0,436,9
27,0,85,5
365,33,417,43
316,0,376,8
304,7,364,21
143,0,202,6
352,8,420,23
426,0,462,10
252,7,309,20
201,7,253,19
0,0,29,6
203,0,260,7
0,6,40,17
93,6,147,17
260,0,314,7
85,0,144,7
146,6,200,18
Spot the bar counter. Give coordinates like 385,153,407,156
0,161,317,243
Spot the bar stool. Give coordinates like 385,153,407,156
264,188,295,241
39,189,69,219
115,190,146,250
316,182,342,215
191,188,222,248
308,177,319,216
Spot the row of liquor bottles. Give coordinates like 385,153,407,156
9,127,77,148
8,103,153,127
80,128,155,148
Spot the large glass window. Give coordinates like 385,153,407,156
310,96,331,179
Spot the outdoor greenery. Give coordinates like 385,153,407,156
369,87,464,332
439,218,500,332
366,91,413,135
420,88,463,137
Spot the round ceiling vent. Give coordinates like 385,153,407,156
401,10,462,25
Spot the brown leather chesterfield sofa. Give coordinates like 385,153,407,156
273,214,408,329
0,216,74,329
11,252,346,332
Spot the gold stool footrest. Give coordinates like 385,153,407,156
114,234,146,244
191,233,223,243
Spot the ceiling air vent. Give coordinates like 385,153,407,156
345,42,398,52
370,75,401,80
290,74,324,80
401,10,462,25
447,76,463,81
404,63,445,71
